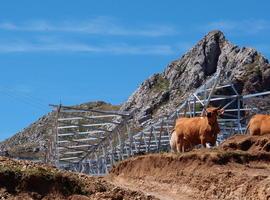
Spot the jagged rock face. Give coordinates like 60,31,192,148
121,30,270,124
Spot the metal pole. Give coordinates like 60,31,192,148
95,153,99,175
193,96,196,117
183,101,187,117
142,132,147,152
152,126,159,148
138,132,143,153
54,104,61,168
158,120,164,152
147,126,153,152
237,97,242,134
204,70,221,110
124,142,130,158
109,139,114,167
188,101,192,117
80,162,85,173
88,159,92,174
133,136,139,153
102,146,108,174
126,122,133,156
204,83,207,104
117,130,123,160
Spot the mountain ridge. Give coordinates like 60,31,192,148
1,30,270,159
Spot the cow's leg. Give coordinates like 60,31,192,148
170,140,176,153
176,135,184,153
200,136,207,148
184,138,193,152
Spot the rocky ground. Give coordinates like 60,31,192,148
1,134,270,200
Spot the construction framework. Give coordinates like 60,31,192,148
46,105,132,174
47,69,270,175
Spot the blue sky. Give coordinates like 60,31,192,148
0,0,270,141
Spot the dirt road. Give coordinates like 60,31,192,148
108,176,194,200
109,150,270,200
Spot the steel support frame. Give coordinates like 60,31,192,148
48,70,270,175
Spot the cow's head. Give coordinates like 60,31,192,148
205,107,224,124
204,107,224,145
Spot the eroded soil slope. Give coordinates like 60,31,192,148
0,157,157,200
109,135,270,200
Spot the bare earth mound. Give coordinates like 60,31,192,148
221,134,270,153
109,135,270,200
0,157,157,200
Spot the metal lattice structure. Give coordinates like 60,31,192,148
47,69,270,175
46,105,132,174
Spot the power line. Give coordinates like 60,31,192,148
9,88,47,107
0,89,49,113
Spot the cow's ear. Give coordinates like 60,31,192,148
207,112,212,117
218,108,225,115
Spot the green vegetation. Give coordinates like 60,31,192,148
97,103,121,111
254,65,262,76
245,55,261,75
152,75,170,93
195,103,203,112
77,101,121,111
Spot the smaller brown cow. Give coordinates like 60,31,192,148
170,130,192,152
245,114,270,135
171,107,224,153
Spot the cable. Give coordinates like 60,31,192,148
0,89,49,113
2,86,48,107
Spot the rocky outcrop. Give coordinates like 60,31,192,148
121,30,270,124
0,112,55,160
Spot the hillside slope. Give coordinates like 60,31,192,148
0,101,120,160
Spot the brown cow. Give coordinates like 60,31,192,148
245,114,270,135
172,107,224,153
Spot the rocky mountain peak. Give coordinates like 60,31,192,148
164,30,228,90
121,30,270,125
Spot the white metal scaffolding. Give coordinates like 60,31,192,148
47,69,270,175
